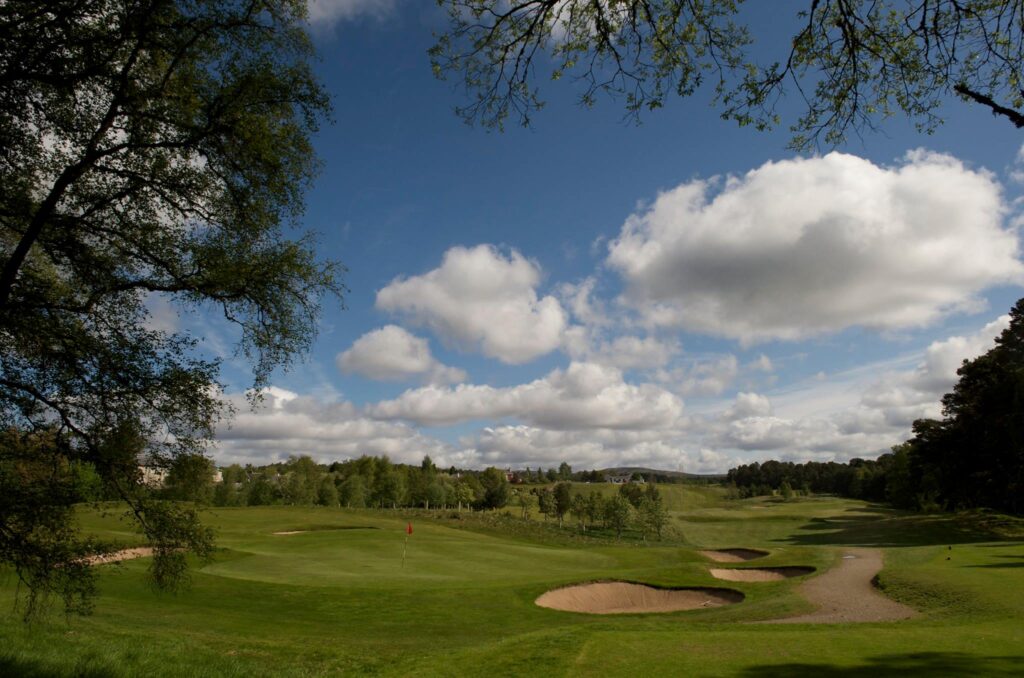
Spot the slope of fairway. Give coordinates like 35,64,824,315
203,510,621,587
2,497,1022,677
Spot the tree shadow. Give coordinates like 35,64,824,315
776,509,1004,547
966,561,1024,569
737,652,1023,677
0,655,112,678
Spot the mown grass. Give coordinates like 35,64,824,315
1,488,1022,676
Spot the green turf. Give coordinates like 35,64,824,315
2,488,1022,676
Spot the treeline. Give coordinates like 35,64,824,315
728,297,1024,515
161,453,674,539
726,455,906,505
528,481,670,539
167,455,510,511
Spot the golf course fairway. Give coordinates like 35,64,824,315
2,489,1022,676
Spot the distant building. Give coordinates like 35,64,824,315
605,473,632,484
139,466,168,488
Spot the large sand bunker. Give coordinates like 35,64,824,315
709,566,815,582
700,548,768,563
535,581,743,614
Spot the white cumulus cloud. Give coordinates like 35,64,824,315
376,245,569,364
608,151,1023,343
859,314,1011,427
368,361,684,430
212,389,454,467
336,325,466,385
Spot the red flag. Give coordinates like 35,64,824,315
406,522,413,535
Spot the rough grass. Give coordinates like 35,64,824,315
1,488,1022,676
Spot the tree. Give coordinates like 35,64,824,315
317,475,339,507
536,487,555,521
0,0,338,614
339,474,368,508
478,467,510,509
553,482,573,527
604,494,633,539
433,1,1024,148
585,490,604,528
637,484,669,540
638,494,670,541
165,453,215,504
618,482,645,509
905,297,1024,513
570,493,589,531
282,456,322,505
557,461,572,480
779,480,795,501
453,478,476,511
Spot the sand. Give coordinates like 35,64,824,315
535,581,743,614
709,566,815,582
764,548,917,623
699,548,769,563
84,547,154,565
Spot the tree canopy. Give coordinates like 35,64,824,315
0,0,339,616
432,0,1024,148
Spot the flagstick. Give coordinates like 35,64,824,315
402,535,408,568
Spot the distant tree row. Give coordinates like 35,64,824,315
728,297,1024,515
164,454,512,512
726,456,900,505
528,482,670,540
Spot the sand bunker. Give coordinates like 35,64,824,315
84,547,154,565
273,526,377,536
535,581,743,614
700,548,769,563
763,548,917,623
709,566,815,582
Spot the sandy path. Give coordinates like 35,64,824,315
84,547,154,565
764,548,916,623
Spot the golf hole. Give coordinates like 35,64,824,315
535,581,744,614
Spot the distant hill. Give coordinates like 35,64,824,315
599,467,727,481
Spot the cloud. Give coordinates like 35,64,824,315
608,151,1023,343
859,314,1010,427
376,245,568,364
212,388,453,467
723,392,773,420
656,354,738,397
368,361,684,429
467,425,682,469
307,0,396,26
565,332,681,370
336,325,466,385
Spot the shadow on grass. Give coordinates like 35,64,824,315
775,505,1012,547
738,652,1024,677
966,562,1024,569
0,655,111,678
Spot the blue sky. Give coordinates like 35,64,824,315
195,1,1024,473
